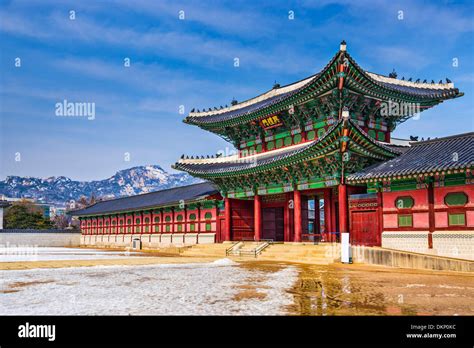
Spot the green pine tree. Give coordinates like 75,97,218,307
4,201,54,229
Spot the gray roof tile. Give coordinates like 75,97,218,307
71,182,219,216
347,132,474,181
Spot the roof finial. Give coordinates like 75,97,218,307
273,81,281,89
388,69,397,79
341,106,350,120
231,98,238,106
340,40,347,52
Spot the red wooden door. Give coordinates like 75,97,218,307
262,208,276,240
275,208,284,241
218,218,226,243
350,210,379,246
231,199,254,241
262,207,284,241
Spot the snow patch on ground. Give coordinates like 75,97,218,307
0,261,297,315
0,247,140,262
211,258,238,266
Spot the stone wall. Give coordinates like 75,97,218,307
0,231,81,247
381,230,474,260
432,231,474,260
352,245,474,272
80,233,216,249
381,231,430,253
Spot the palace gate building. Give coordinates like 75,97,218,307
73,42,473,260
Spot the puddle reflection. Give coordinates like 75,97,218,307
287,264,473,316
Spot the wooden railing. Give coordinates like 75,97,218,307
225,241,243,256
230,239,274,258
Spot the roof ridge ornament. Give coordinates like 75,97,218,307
340,40,347,51
341,107,350,120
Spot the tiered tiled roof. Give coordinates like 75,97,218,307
184,43,462,128
71,182,219,216
347,132,474,183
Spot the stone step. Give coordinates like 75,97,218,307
181,250,226,255
262,249,329,254
180,243,338,264
263,246,330,251
262,248,327,255
260,253,330,260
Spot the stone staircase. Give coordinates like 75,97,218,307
258,243,341,265
180,242,341,265
180,243,232,258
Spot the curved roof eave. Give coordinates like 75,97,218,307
181,45,462,130
174,118,399,178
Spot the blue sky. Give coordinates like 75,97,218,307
1,0,473,181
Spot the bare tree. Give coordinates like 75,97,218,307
53,215,69,229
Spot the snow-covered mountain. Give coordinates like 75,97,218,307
0,165,202,205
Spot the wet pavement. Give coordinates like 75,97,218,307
282,263,474,315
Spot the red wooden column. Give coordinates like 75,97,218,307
294,190,302,242
171,209,175,233
254,194,262,241
197,205,201,233
338,184,348,234
159,210,163,234
323,188,333,241
224,197,232,241
183,207,187,233
428,182,435,249
140,211,144,234
376,190,384,246
314,196,321,235
284,194,291,242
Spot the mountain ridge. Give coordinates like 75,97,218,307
0,165,202,206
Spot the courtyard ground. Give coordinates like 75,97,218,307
0,247,472,315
